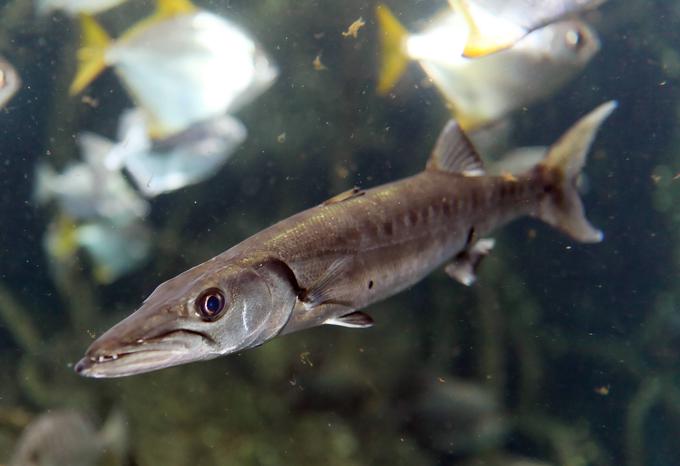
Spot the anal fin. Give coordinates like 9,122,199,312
325,311,374,329
445,238,495,286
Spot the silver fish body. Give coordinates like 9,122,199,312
0,56,20,109
75,102,615,378
105,11,277,137
108,108,247,197
35,0,127,16
469,0,607,31
413,19,600,129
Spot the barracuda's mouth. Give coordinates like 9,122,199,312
75,329,217,378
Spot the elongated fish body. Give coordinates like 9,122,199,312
75,102,615,378
235,171,543,333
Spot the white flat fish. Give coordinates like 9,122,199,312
34,133,149,225
35,0,128,15
109,108,247,197
105,11,276,136
0,56,20,109
469,0,607,31
76,219,151,283
413,19,600,129
446,0,607,57
377,5,601,129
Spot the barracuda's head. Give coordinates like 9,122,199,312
75,257,298,378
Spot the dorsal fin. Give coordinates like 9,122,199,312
426,120,485,176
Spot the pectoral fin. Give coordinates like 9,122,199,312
325,311,374,328
445,238,495,286
299,257,354,309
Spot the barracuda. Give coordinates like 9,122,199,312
75,102,615,378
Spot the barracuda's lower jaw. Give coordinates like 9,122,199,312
74,331,216,378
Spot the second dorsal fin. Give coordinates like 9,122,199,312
426,120,485,176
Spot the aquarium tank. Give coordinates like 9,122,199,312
0,0,678,465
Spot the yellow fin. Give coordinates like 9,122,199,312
375,4,409,95
70,14,110,95
155,0,196,18
48,215,79,260
121,0,197,43
448,0,518,58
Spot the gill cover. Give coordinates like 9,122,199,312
209,258,298,352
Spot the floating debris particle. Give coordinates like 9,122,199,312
342,17,365,38
500,171,518,182
335,165,349,179
81,95,99,108
594,385,610,396
300,351,313,366
313,53,327,71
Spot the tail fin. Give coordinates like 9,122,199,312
70,14,111,95
375,4,409,94
537,101,617,243
155,0,197,17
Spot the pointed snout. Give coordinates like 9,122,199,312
74,304,216,378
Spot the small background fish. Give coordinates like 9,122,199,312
0,56,20,109
9,409,127,466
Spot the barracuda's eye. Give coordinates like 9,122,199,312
196,288,226,320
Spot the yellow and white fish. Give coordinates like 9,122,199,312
103,108,247,197
71,0,277,138
34,133,149,224
35,0,128,16
448,0,607,57
75,219,151,283
377,5,600,130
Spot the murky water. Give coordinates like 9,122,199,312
0,1,678,465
